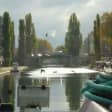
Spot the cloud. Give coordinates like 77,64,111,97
41,0,89,8
86,0,96,7
50,30,56,38
0,0,112,47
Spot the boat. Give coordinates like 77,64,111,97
81,72,112,112
80,99,109,112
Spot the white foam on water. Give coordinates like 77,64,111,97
27,67,98,79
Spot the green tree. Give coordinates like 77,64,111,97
101,12,112,56
55,45,65,52
37,39,53,53
31,23,38,54
93,14,101,59
25,13,34,56
24,13,37,56
32,37,38,54
18,19,26,65
65,13,82,56
101,13,112,38
10,21,15,63
2,12,13,65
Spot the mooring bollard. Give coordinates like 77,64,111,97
11,62,20,112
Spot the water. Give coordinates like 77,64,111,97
0,68,89,112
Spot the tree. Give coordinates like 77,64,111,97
31,23,38,54
18,19,26,65
10,21,15,63
55,45,65,52
32,36,38,54
65,13,82,56
24,13,37,56
101,13,112,38
100,12,112,56
25,13,34,56
93,14,101,59
2,12,14,65
37,39,53,53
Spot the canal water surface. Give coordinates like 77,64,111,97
0,68,89,112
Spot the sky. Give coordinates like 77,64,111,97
0,0,112,48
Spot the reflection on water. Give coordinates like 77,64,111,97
19,77,32,86
65,75,82,111
1,75,14,103
0,72,89,111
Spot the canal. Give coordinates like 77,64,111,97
0,67,91,112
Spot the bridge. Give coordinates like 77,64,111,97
25,53,72,67
25,53,92,67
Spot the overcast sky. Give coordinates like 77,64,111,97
0,0,112,48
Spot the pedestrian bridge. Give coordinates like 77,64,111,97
26,54,73,67
26,53,91,67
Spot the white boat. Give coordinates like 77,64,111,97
79,99,109,112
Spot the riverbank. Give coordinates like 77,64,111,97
0,66,28,76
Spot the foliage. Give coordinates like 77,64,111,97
65,13,82,56
37,39,53,53
32,37,39,54
18,13,38,65
101,12,112,46
25,13,36,56
55,45,65,52
18,19,26,65
93,12,112,57
17,13,53,65
25,13,32,56
2,12,15,65
93,14,101,59
101,13,112,38
10,21,15,62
